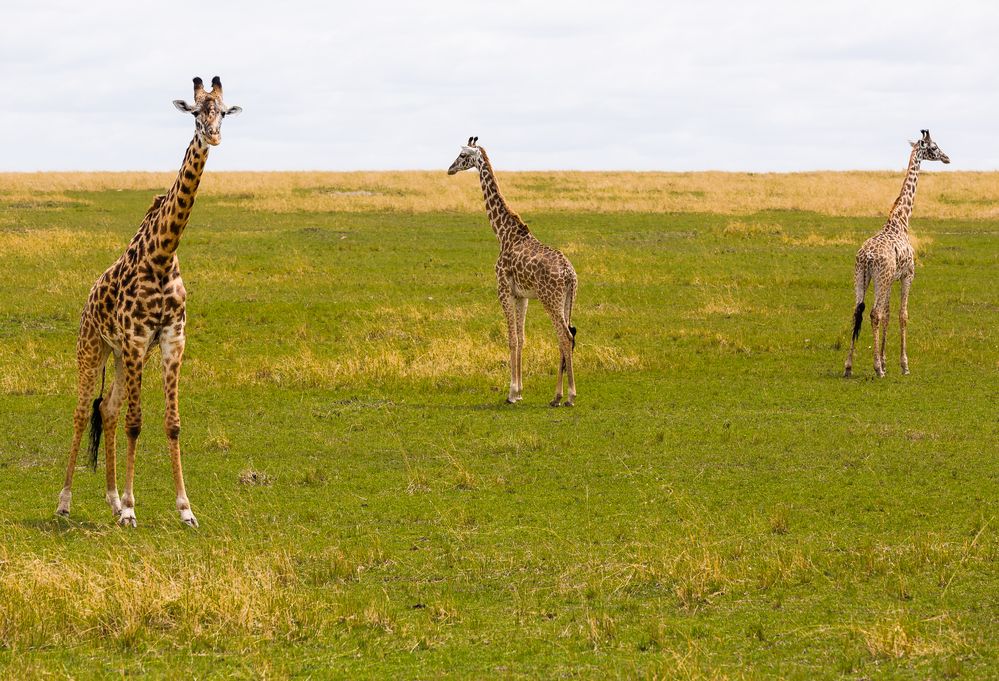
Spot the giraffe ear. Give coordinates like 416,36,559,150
173,100,199,115
222,105,243,118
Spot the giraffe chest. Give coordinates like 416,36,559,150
94,269,186,345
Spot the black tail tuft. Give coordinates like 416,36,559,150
88,396,103,472
851,302,865,342
569,325,577,350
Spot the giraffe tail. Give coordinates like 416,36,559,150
565,273,577,350
851,261,869,342
852,301,865,342
87,366,106,471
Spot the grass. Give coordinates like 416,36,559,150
0,172,996,679
4,168,999,217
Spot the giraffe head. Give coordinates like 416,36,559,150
172,77,242,146
910,129,950,164
447,137,483,175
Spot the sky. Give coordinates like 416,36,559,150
2,0,997,172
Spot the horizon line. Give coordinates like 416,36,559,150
0,167,987,175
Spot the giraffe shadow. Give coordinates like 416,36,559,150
397,400,557,412
20,516,104,534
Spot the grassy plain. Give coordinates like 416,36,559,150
0,171,996,679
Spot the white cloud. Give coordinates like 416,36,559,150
1,0,996,171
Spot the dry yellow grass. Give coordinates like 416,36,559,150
3,170,999,218
0,228,117,258
0,543,383,650
859,615,967,660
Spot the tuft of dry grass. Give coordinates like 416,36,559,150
768,506,791,536
584,612,617,650
781,232,857,247
722,219,783,237
203,428,232,453
859,615,967,661
4,170,999,218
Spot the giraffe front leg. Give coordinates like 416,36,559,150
899,275,912,375
498,285,519,404
118,345,146,528
161,327,197,527
513,297,527,401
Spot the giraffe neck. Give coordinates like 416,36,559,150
886,147,921,232
150,134,210,257
475,151,530,245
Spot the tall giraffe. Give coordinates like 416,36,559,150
843,129,949,378
56,77,241,527
448,137,578,406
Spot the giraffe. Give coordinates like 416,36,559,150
843,129,949,378
448,137,578,406
56,77,241,527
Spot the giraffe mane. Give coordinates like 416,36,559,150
479,147,529,232
887,146,920,221
145,194,166,217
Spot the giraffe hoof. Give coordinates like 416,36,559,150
57,490,72,516
562,401,574,408
843,368,852,378
118,509,137,528
549,399,561,408
181,515,199,529
505,398,517,404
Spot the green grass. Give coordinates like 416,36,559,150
0,187,997,679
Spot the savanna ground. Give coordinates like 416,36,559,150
0,170,996,679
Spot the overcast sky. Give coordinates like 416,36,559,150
2,1,997,172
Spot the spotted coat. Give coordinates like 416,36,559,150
448,139,578,406
57,77,240,527
844,130,950,378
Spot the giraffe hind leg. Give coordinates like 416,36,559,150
870,278,890,378
57,334,110,517
117,343,147,527
544,301,573,407
844,260,869,378
101,354,128,517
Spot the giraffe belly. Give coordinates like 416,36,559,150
512,282,538,299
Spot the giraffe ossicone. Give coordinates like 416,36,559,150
56,77,241,527
843,129,949,379
448,137,578,406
